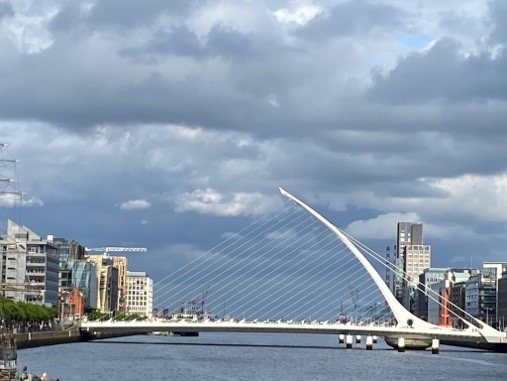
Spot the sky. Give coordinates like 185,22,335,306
1,0,507,291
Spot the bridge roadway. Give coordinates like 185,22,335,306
80,319,507,351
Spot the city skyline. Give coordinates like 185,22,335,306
1,1,507,283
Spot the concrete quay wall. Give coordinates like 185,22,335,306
16,328,148,349
16,330,83,349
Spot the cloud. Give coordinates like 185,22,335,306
0,1,13,21
345,212,421,240
172,188,279,217
369,37,507,104
21,195,44,207
295,1,406,40
429,174,507,221
2,0,507,284
117,199,152,211
0,192,42,207
274,2,324,26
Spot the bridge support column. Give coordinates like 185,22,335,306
355,335,361,344
365,335,373,350
345,334,353,349
338,334,345,344
431,338,439,354
397,337,405,353
372,335,378,344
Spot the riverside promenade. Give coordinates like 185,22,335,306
16,323,147,349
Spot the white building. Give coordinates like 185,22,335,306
126,271,153,318
1,219,59,306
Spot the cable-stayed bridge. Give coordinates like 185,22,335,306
81,188,507,351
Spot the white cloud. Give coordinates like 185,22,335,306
266,93,280,108
2,0,59,54
0,193,42,207
274,2,324,26
344,212,420,240
429,174,507,221
22,195,43,207
117,199,152,211
173,188,279,216
187,1,269,37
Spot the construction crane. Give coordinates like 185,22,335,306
179,287,209,318
84,246,147,255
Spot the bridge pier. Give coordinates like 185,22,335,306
365,335,373,350
372,335,378,344
338,334,345,344
431,338,440,354
355,335,361,344
397,337,405,353
345,334,353,349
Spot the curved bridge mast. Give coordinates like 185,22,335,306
279,187,505,343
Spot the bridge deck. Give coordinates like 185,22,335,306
81,320,493,343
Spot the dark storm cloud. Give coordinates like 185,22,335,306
0,53,263,131
369,38,507,104
51,0,204,34
207,25,252,58
490,0,507,43
297,1,407,39
120,25,252,59
0,1,13,20
265,126,507,200
88,0,197,28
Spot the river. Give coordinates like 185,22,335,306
18,332,507,380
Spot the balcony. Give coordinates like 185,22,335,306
26,262,46,267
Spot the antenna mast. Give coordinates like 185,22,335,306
0,143,22,205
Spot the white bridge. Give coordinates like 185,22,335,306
81,188,507,351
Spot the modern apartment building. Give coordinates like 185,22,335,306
498,271,507,330
427,268,476,326
112,256,128,313
414,268,448,320
66,260,98,310
126,271,153,318
465,268,497,325
0,219,59,306
54,237,88,296
85,254,119,313
483,262,507,327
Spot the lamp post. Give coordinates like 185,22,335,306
60,297,65,328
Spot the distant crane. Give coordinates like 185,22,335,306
179,287,210,318
84,246,148,255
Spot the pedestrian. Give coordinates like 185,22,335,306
18,366,28,380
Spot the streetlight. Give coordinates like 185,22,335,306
60,297,65,327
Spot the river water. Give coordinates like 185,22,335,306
18,332,507,381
